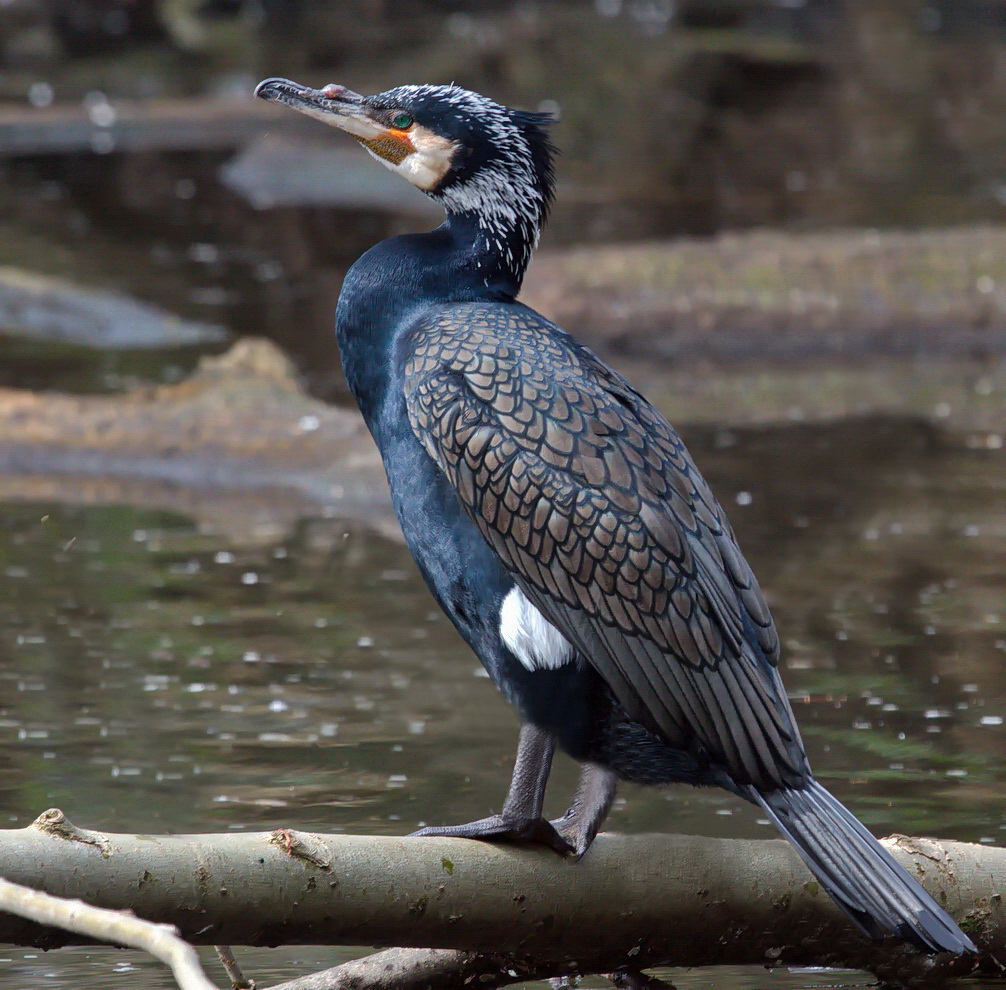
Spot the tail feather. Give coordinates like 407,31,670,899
751,779,975,954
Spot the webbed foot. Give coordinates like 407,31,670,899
549,763,619,859
410,814,574,855
548,810,593,859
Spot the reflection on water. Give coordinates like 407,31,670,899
0,335,218,395
0,417,1002,988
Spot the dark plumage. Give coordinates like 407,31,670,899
254,76,976,955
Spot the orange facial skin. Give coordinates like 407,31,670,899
359,127,415,165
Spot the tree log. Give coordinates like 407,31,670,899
1,810,1002,986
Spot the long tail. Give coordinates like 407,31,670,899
750,779,975,954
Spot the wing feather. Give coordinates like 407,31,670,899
404,303,807,787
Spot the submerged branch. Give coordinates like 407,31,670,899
263,948,685,990
264,948,532,990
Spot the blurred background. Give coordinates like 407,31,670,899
0,1,1004,988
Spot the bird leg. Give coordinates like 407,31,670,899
549,762,617,857
410,722,572,854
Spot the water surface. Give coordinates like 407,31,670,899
0,417,1002,988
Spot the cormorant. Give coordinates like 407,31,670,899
254,76,975,955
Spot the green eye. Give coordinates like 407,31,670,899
391,112,414,130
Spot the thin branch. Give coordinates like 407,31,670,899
216,944,256,989
0,876,219,990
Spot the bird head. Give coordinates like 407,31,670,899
255,78,556,256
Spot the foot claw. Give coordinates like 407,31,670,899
548,814,594,859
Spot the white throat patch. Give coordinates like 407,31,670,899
499,587,573,671
361,124,458,192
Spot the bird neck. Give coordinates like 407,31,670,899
443,206,539,299
335,210,539,442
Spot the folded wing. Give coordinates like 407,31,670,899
404,303,807,788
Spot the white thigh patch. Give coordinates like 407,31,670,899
499,587,573,671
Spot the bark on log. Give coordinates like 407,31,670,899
1,810,1002,986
